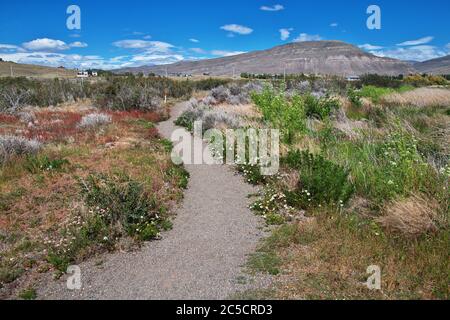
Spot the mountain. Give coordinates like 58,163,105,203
115,41,415,77
0,61,76,78
414,55,450,75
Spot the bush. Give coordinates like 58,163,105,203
193,78,230,91
304,94,340,119
0,77,89,111
359,74,403,88
283,150,354,208
175,100,241,132
0,135,41,164
78,113,112,129
202,110,241,131
347,87,362,108
251,87,306,144
174,100,207,131
203,82,264,106
79,173,165,240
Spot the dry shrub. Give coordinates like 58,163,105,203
382,88,450,108
377,194,442,238
0,135,41,164
78,113,112,129
332,109,368,141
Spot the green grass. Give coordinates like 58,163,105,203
359,85,414,103
247,224,307,275
18,287,37,300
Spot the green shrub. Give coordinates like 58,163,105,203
283,150,354,208
347,87,362,108
252,87,306,144
24,155,69,174
237,163,266,185
18,287,37,300
166,165,190,189
304,94,340,119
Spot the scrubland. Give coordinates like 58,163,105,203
1,73,449,300
176,75,449,300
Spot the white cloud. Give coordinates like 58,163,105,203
0,44,26,53
189,38,200,43
445,43,450,52
260,4,284,11
370,45,446,62
359,44,384,50
130,52,184,65
143,35,152,40
211,50,246,57
190,48,206,54
293,33,322,42
113,40,174,53
220,24,253,35
397,36,434,47
22,38,70,51
279,28,293,41
330,23,338,27
69,41,88,48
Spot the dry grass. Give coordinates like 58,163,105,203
377,194,442,238
0,61,76,79
215,103,262,120
382,88,450,108
267,211,449,300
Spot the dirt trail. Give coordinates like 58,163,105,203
37,101,268,300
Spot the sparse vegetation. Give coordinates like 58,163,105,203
0,104,188,298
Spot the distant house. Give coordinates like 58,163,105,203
77,70,98,78
346,76,360,81
58,66,66,69
77,71,89,78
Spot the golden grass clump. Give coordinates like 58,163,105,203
377,194,442,238
382,88,450,108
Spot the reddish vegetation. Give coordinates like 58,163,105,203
109,110,164,123
23,111,83,142
0,114,18,124
146,127,160,139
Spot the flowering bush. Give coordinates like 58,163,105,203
79,173,166,240
250,187,295,225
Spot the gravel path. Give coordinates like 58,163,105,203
37,101,269,300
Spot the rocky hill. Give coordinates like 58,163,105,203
116,41,415,77
414,55,450,75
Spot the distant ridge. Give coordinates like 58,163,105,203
0,61,76,79
115,41,415,77
414,55,450,74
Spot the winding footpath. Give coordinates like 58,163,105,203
37,101,268,300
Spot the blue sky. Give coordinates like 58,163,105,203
1,0,449,69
